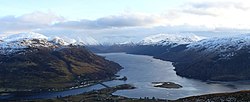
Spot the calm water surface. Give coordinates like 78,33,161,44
100,53,250,100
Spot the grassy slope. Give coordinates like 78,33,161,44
0,46,122,91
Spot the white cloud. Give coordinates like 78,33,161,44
54,13,166,29
1,0,250,40
20,11,65,25
161,0,250,30
0,11,64,34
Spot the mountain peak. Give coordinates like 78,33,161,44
187,34,250,53
0,32,78,55
139,34,203,46
2,32,48,42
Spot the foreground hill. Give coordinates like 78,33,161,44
0,32,122,92
174,90,250,102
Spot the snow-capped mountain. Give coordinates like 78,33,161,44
2,32,49,42
139,34,204,46
187,34,250,58
0,33,122,92
75,36,99,45
0,32,86,55
167,34,250,81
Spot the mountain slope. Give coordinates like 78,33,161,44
0,32,122,91
171,35,250,81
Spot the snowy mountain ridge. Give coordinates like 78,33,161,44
139,34,204,46
0,32,86,55
187,34,250,58
1,32,49,42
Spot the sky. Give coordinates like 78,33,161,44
1,0,250,44
0,0,185,20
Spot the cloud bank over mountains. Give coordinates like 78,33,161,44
0,0,250,43
0,11,64,33
54,13,164,29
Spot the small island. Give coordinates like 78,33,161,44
152,82,182,89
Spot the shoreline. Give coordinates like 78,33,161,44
0,75,125,100
20,85,250,102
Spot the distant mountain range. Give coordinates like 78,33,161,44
88,33,250,81
0,32,122,92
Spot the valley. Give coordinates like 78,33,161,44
88,34,250,81
1,33,250,101
1,0,250,101
6,53,250,102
